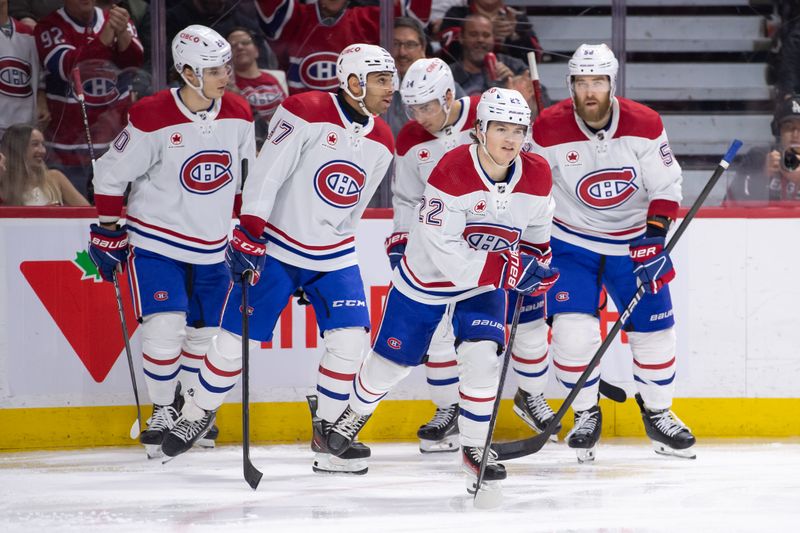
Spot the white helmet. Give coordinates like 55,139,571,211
567,43,618,98
337,43,398,114
400,58,455,107
476,87,531,135
172,25,231,99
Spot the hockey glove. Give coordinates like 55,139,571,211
385,232,408,271
226,225,267,285
88,223,129,282
500,250,560,296
629,235,675,294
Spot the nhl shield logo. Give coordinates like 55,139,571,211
0,57,33,97
313,160,367,208
179,150,234,194
299,52,339,91
575,167,638,210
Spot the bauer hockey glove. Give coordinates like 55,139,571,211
384,232,408,271
629,235,675,294
88,223,129,282
500,250,560,296
226,225,267,285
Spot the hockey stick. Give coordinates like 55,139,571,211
242,272,263,490
72,67,142,440
474,295,524,499
526,51,545,118
492,139,743,461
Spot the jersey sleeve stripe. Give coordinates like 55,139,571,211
267,234,356,261
127,215,228,245
127,226,228,255
265,222,355,250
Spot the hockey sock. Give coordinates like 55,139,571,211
629,328,677,410
316,328,368,422
551,313,601,412
141,312,187,405
510,319,550,395
424,320,459,407
350,350,412,416
178,326,217,397
456,340,500,447
194,328,242,412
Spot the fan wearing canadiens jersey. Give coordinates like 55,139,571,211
164,44,396,472
0,3,42,138
529,44,696,463
88,26,255,459
325,88,559,496
389,58,560,454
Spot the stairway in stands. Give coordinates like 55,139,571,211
508,0,774,205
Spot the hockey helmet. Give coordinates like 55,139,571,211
337,43,398,103
567,43,619,98
771,95,800,137
172,25,232,78
400,58,455,107
476,87,531,135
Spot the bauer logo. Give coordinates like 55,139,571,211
387,337,402,349
313,160,367,208
299,52,339,91
0,57,33,97
462,223,521,252
575,167,638,210
179,151,234,195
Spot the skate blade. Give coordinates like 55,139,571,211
467,478,503,509
419,434,459,453
312,453,368,475
575,446,596,463
144,444,163,460
652,441,696,459
512,405,558,442
196,437,216,449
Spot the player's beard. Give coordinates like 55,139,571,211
575,92,612,125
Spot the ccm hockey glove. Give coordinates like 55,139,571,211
88,223,129,282
226,225,267,285
500,250,560,296
629,235,675,294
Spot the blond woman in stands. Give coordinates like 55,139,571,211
0,124,89,206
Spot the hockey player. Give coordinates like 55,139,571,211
161,44,396,474
325,87,559,495
529,43,696,462
88,25,255,458
389,58,558,453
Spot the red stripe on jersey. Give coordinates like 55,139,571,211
396,120,436,157
515,152,553,197
533,99,587,147
266,222,354,250
318,365,356,381
427,145,489,197
401,256,456,288
648,199,680,220
554,217,645,237
217,92,254,121
95,194,124,219
634,357,675,370
281,91,343,128
127,215,228,245
128,90,191,133
366,117,394,154
613,97,664,141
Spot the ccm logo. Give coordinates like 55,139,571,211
471,319,504,330
232,235,266,255
91,236,128,249
332,300,366,308
630,246,659,259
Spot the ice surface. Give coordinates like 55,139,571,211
1,439,798,532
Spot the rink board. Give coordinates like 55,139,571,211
1,207,799,449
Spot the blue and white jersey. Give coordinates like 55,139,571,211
93,88,255,264
239,91,394,272
393,144,554,304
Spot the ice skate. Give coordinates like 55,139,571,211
636,393,696,459
513,388,560,442
139,389,182,459
196,424,219,449
161,407,216,459
417,403,459,453
327,406,372,457
567,405,602,463
462,445,506,500
307,395,370,475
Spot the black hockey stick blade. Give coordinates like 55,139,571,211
599,379,627,403
241,272,263,490
492,140,743,462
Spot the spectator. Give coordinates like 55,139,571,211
725,95,800,204
1,0,48,138
438,0,541,63
256,0,431,94
0,124,89,206
8,0,60,29
35,0,143,197
771,1,800,98
141,0,278,77
227,27,287,147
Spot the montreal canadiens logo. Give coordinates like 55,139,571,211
313,160,366,208
0,57,33,97
79,73,120,107
387,337,402,350
179,150,234,194
299,52,339,91
154,291,169,301
462,223,521,252
575,167,638,210
555,291,569,302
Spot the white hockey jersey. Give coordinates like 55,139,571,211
529,97,682,256
394,144,555,304
0,19,39,136
392,95,480,237
93,88,255,264
239,91,394,271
